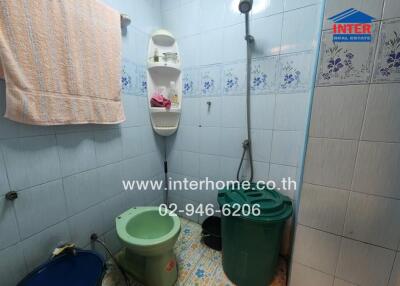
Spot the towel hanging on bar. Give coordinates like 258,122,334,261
0,0,125,125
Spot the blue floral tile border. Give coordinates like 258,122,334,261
136,65,147,97
200,65,221,97
121,58,136,95
182,68,199,97
251,56,278,95
373,19,400,83
317,26,378,86
223,61,246,95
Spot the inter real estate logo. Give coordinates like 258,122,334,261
328,8,374,42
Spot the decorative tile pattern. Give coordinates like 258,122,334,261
251,56,278,94
278,51,313,93
121,59,136,95
223,61,246,95
200,65,221,96
182,69,199,97
373,19,400,82
317,28,377,86
136,66,147,97
103,217,287,286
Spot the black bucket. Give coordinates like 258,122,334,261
201,216,222,251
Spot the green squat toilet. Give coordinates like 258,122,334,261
218,183,293,286
116,207,181,286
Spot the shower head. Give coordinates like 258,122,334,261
238,0,253,13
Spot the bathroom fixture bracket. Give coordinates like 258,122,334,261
5,191,18,201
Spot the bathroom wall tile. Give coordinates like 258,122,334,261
177,125,200,152
222,61,246,95
290,262,334,286
221,96,246,128
0,243,27,286
293,225,341,274
373,20,400,82
121,58,137,95
0,197,20,250
223,0,244,27
199,154,221,181
179,35,200,68
271,131,303,166
200,65,222,96
219,157,241,181
284,0,322,11
251,0,283,18
199,127,221,155
97,162,124,201
167,150,182,174
278,51,314,93
22,221,71,271
101,193,127,232
219,128,247,158
389,253,400,286
160,0,180,12
362,84,400,142
251,14,283,57
181,151,200,178
250,57,278,94
251,129,273,162
317,28,378,86
15,180,67,240
122,96,146,127
281,5,321,54
94,129,123,166
199,0,225,31
222,24,246,63
248,160,270,182
2,135,61,191
56,132,96,176
121,127,143,159
68,204,105,248
303,138,358,189
181,98,200,126
383,0,400,20
63,169,100,216
0,150,9,196
162,7,182,38
336,238,395,286
140,126,160,154
199,30,224,66
136,65,147,96
352,141,400,199
343,192,400,249
200,97,222,127
104,228,123,255
182,68,199,97
122,156,146,183
323,0,384,29
250,94,275,130
310,85,368,139
274,93,309,131
298,183,349,235
179,1,201,37
333,278,357,286
268,164,297,198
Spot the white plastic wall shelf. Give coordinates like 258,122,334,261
147,29,182,137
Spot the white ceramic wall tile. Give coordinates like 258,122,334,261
94,129,123,166
222,24,246,63
284,0,322,11
181,98,200,126
333,278,357,286
290,262,334,286
278,51,314,93
271,131,303,166
219,127,247,158
223,0,245,26
251,0,283,18
317,28,378,86
178,125,200,152
200,97,221,127
0,197,20,250
389,253,400,286
250,94,275,130
97,162,124,201
199,0,226,31
250,57,278,94
352,141,400,199
200,65,222,96
281,5,321,54
22,221,71,271
0,243,27,286
182,68,199,97
303,138,358,189
179,35,200,68
323,0,384,29
101,192,127,231
199,127,221,155
199,30,224,66
0,150,9,196
167,150,182,174
14,180,67,240
104,228,123,255
336,238,395,286
219,157,241,181
268,164,297,198
179,1,201,37
298,183,349,235
222,61,246,95
383,0,400,20
343,192,400,249
2,135,61,191
373,19,400,82
181,151,200,178
199,154,221,181
362,83,400,142
274,93,309,131
56,132,97,176
221,96,246,128
251,14,283,57
310,85,368,139
293,225,341,274
250,129,273,162
160,0,180,12
121,127,143,159
249,160,270,182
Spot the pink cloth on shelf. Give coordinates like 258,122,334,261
151,94,171,109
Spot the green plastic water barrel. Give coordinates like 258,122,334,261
218,183,293,286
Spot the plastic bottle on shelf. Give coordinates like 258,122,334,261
169,81,179,107
154,48,159,63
